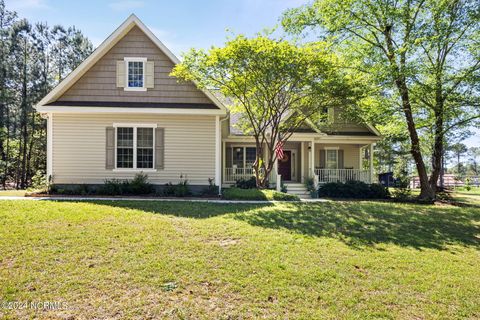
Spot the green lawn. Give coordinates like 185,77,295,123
223,188,299,201
0,197,479,319
0,190,29,197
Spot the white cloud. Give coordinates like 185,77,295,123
8,0,49,10
108,1,145,11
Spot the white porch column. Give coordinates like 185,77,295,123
369,143,375,184
274,157,278,177
47,113,53,182
273,154,279,188
310,139,315,178
359,146,363,170
222,140,226,187
300,142,305,183
215,116,221,194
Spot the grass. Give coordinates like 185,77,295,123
0,189,29,197
453,186,480,195
0,195,479,318
222,187,299,201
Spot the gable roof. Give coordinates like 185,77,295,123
35,14,227,114
228,110,380,137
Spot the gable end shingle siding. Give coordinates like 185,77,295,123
57,26,211,105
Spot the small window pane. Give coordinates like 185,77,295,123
136,127,153,169
127,61,144,88
117,148,133,168
226,147,232,167
117,127,134,168
137,148,153,168
233,147,244,168
117,127,133,147
137,128,153,148
246,147,256,167
326,150,337,169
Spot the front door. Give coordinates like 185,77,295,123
278,150,292,181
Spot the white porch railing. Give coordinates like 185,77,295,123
315,169,371,184
224,167,277,185
225,167,371,184
224,167,255,183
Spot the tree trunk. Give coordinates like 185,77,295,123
4,103,9,188
395,78,435,201
253,139,272,189
26,112,36,186
429,87,444,193
440,151,445,189
383,27,435,201
19,42,28,189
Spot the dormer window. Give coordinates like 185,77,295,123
124,57,147,91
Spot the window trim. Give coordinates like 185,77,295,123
228,145,257,169
124,57,147,91
324,147,338,170
113,123,157,172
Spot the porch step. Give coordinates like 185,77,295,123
284,183,311,199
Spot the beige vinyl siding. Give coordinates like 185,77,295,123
314,144,361,169
58,26,211,104
52,114,215,185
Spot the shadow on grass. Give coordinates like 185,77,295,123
86,200,480,250
85,200,270,219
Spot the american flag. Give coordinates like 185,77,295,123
275,140,285,160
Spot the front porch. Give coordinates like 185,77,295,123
222,136,377,188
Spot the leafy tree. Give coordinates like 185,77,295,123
468,146,480,174
449,142,468,174
172,35,360,187
283,0,480,201
0,0,92,189
0,0,16,188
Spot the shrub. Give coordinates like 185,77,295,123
129,172,154,195
304,177,318,198
163,174,191,197
30,171,48,191
223,188,299,201
75,184,91,196
465,177,472,191
202,178,218,196
391,187,412,201
98,173,154,195
163,182,177,196
235,177,257,189
100,179,125,195
318,181,389,199
174,179,190,197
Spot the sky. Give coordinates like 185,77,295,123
6,0,480,148
6,0,306,53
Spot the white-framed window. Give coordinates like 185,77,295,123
226,146,256,168
114,123,156,170
124,57,147,91
325,148,338,169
